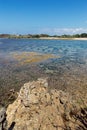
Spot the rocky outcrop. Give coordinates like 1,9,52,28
6,78,87,130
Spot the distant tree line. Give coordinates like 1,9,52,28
59,33,87,38
0,33,87,38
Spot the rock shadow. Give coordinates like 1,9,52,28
8,122,15,130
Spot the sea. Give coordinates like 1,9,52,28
0,38,87,104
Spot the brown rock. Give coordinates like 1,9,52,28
6,78,86,130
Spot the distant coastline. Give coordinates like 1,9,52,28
38,37,87,40
1,37,87,41
0,33,87,40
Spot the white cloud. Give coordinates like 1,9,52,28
38,28,87,35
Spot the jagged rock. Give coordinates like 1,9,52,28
6,78,86,130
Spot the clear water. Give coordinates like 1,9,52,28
0,38,87,106
0,38,87,63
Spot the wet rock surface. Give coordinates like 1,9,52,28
6,78,87,130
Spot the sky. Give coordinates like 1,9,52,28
0,0,87,35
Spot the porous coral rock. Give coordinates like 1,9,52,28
6,78,85,130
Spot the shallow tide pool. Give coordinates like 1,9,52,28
0,39,87,106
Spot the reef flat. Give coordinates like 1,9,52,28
12,52,60,65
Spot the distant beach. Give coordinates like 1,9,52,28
38,37,87,40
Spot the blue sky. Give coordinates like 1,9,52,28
0,0,87,35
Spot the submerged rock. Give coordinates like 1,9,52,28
6,78,87,130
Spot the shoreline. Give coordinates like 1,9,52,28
1,37,87,40
38,37,87,40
